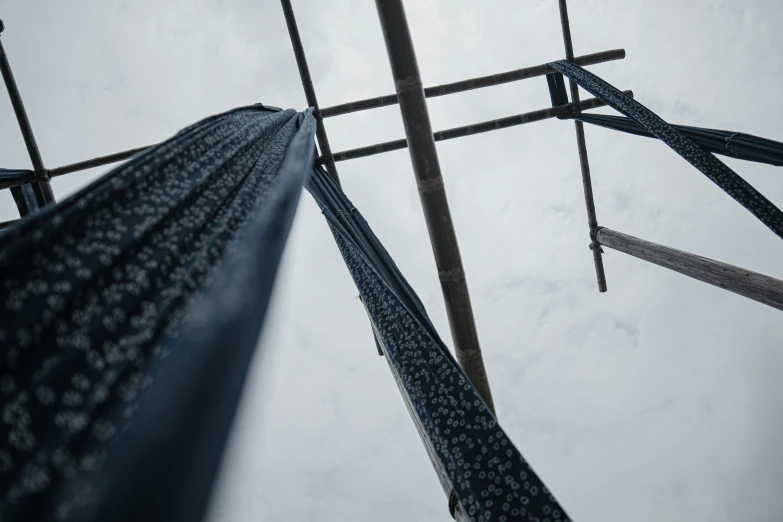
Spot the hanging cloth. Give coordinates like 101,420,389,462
0,168,43,217
306,165,571,522
548,60,783,241
0,104,315,522
571,113,783,167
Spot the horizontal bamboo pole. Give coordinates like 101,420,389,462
0,90,631,193
317,90,633,164
595,227,783,311
320,48,625,118
49,145,151,177
0,146,151,191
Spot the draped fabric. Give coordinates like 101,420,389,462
549,60,783,241
0,104,315,521
0,169,43,217
307,166,570,522
571,113,783,167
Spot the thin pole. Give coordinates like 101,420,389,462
280,0,340,184
0,21,55,205
594,227,783,312
557,0,607,292
320,48,626,118
317,91,633,164
0,90,633,192
49,145,151,177
374,0,495,414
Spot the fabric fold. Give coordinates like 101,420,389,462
0,104,315,522
306,166,570,522
571,113,783,167
549,59,783,241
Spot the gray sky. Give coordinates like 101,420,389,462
2,0,783,520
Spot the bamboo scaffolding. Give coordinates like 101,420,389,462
374,0,496,419
0,21,55,205
320,48,625,118
317,91,633,164
557,0,607,292
280,0,340,184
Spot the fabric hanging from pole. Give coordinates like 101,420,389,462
549,60,783,241
1,169,44,217
0,104,315,522
306,165,570,522
571,113,783,167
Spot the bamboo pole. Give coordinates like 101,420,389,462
374,0,496,415
280,0,340,184
0,20,55,205
320,48,625,118
0,90,631,195
594,227,783,311
49,145,151,177
0,145,151,190
316,90,633,164
557,0,607,292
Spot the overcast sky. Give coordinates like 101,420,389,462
2,0,783,521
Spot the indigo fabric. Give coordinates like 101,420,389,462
0,104,315,521
307,166,570,522
572,113,783,167
549,60,783,241
0,169,42,217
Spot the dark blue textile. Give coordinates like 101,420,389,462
572,113,783,167
0,168,32,182
0,104,315,521
307,166,570,522
0,169,43,217
549,60,783,241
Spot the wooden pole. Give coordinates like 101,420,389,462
0,90,632,192
557,0,607,292
0,20,55,205
49,145,151,177
280,0,340,184
317,91,633,164
594,227,783,312
373,0,496,415
0,145,151,190
320,49,625,118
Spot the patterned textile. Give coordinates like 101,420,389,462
571,113,783,167
549,60,783,241
0,104,315,521
307,166,570,522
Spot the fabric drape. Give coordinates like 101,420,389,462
0,104,315,522
306,165,570,522
549,60,783,241
0,169,43,217
571,113,783,167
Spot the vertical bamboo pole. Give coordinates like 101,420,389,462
0,20,55,206
556,1,607,292
373,0,496,414
279,0,340,184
